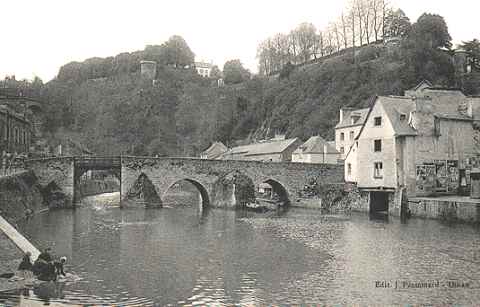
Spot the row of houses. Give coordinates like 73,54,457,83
201,80,480,211
341,80,480,210
201,135,340,164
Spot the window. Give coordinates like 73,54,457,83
347,163,352,176
434,117,441,136
340,132,345,141
349,131,354,140
374,162,383,178
374,139,382,152
374,116,382,126
351,115,360,125
340,147,345,154
400,113,406,121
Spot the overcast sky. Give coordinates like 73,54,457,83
1,0,478,82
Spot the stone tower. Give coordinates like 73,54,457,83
140,60,157,80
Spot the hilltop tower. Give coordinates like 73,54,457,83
140,60,157,80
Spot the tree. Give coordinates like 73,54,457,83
292,23,318,63
400,13,454,86
223,60,251,84
279,62,295,79
460,39,480,70
409,13,452,49
210,65,222,79
161,35,195,68
384,9,411,38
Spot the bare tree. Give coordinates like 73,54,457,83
340,12,349,49
331,22,342,52
288,30,299,65
292,23,318,63
371,0,385,41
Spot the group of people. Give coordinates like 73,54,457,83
17,247,67,282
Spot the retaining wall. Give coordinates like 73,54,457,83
408,198,480,223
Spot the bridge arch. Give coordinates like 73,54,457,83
163,178,210,207
258,178,290,206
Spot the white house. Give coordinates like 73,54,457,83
335,107,369,159
292,136,340,164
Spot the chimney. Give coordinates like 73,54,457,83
339,108,344,124
323,144,328,163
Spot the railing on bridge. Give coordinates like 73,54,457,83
74,156,121,170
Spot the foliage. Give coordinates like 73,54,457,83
460,39,480,70
233,173,256,206
409,13,452,49
384,9,411,38
19,17,479,159
279,62,295,79
398,13,455,86
161,35,195,68
223,59,251,84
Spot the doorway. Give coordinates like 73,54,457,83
369,191,390,213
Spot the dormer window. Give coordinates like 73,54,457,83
351,115,360,125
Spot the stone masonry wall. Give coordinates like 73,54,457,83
0,171,46,223
121,157,344,207
26,157,75,208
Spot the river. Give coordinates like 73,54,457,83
1,192,480,306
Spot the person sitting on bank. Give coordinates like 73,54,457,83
18,251,33,272
53,257,67,279
38,247,53,262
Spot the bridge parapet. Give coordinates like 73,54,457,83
25,155,345,208
121,156,344,207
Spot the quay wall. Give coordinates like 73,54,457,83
408,198,480,223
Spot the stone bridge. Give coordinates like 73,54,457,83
25,156,344,208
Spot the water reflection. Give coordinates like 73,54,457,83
3,193,479,306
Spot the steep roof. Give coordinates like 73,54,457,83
201,142,227,159
293,136,339,154
221,138,300,157
378,96,418,136
202,142,227,154
335,108,369,129
410,80,433,91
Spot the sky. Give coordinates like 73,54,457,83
1,0,479,82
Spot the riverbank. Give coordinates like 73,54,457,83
0,231,23,292
0,172,47,292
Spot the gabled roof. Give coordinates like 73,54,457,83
202,142,227,155
335,108,369,129
221,138,300,157
410,80,433,91
378,96,417,136
201,142,227,159
293,136,339,154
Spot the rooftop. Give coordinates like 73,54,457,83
293,136,338,154
335,107,369,129
221,138,300,157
